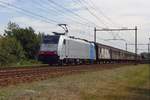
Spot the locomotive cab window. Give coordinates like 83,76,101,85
40,35,60,51
42,36,60,44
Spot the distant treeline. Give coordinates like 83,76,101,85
0,22,43,66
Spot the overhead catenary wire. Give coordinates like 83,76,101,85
47,0,94,25
76,0,109,27
0,0,103,28
88,0,122,27
72,0,123,44
0,0,101,37
89,0,131,43
0,3,55,24
77,29,122,47
82,0,124,39
30,0,58,16
77,0,130,45
0,1,60,24
30,0,92,26
89,0,129,42
83,0,128,41
0,0,100,38
47,0,102,28
74,0,123,40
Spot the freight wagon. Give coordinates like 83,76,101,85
95,43,139,64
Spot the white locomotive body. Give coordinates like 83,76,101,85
38,35,96,64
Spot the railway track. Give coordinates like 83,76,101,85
0,64,130,87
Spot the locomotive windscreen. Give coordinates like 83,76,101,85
40,36,60,52
43,36,60,44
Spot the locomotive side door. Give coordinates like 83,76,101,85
64,39,69,59
63,39,66,58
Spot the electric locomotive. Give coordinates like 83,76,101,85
38,35,96,64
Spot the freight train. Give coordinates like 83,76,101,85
38,35,141,65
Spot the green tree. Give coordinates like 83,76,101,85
5,22,41,59
0,37,25,66
4,22,19,36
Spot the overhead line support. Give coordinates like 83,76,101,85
94,26,138,64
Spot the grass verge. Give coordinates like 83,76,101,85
0,59,42,68
0,64,149,100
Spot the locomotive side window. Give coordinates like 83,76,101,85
63,39,66,45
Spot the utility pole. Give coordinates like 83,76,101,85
94,26,138,63
135,26,138,62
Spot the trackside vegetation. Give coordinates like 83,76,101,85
0,22,42,67
0,64,149,100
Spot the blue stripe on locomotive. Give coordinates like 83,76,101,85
90,43,95,63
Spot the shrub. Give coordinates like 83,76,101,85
0,37,25,66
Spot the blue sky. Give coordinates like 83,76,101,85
0,0,150,53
